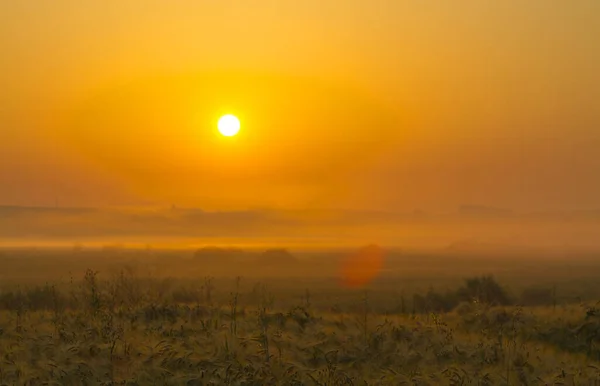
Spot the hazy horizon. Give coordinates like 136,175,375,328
1,204,599,251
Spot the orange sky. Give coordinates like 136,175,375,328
1,1,599,212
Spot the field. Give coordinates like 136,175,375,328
0,246,600,385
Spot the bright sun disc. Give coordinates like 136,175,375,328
218,114,240,137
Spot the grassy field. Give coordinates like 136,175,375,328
0,246,599,385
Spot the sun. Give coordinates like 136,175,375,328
217,114,241,137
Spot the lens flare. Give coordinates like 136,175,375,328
340,244,385,288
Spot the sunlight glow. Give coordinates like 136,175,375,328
218,114,241,137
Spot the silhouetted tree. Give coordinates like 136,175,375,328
456,275,511,306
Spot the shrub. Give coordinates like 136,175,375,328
456,275,511,306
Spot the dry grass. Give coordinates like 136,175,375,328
1,249,600,384
0,276,599,385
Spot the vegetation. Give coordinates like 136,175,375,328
0,248,599,384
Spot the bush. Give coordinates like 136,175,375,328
412,288,459,313
456,275,511,306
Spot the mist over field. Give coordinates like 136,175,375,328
2,205,600,251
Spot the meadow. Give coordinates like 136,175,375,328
0,246,599,385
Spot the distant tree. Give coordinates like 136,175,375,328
456,275,511,306
428,288,459,312
412,288,459,314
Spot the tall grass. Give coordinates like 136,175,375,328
0,269,598,384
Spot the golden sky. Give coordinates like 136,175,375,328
1,1,599,212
